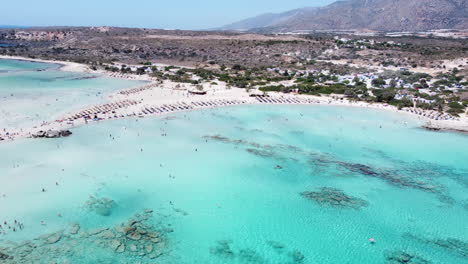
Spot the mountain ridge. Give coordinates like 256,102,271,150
220,0,468,32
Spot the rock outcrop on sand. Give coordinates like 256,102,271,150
32,130,72,138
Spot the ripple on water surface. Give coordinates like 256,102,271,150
0,104,467,264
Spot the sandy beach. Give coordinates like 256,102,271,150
1,56,467,142
0,55,90,73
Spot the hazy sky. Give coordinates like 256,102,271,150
1,0,335,30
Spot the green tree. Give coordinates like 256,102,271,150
373,89,396,103
372,78,386,87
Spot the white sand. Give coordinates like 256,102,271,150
1,56,467,142
0,55,90,73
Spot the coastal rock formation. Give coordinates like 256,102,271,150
0,210,169,264
300,187,369,210
32,130,72,139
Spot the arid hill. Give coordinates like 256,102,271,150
1,27,466,72
221,0,468,32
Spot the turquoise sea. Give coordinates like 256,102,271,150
0,59,143,129
0,60,467,264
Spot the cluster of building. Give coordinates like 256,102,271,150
333,36,403,49
265,66,467,106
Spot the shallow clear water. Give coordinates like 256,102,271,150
0,104,467,264
0,59,143,129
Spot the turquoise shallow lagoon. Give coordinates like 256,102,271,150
0,59,143,129
0,104,467,263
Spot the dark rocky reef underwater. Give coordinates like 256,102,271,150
204,134,304,163
301,187,369,210
310,152,468,206
210,240,305,264
84,196,116,216
0,209,172,264
205,134,468,208
404,233,468,259
385,250,430,264
32,130,72,139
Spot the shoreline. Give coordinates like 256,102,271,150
1,95,466,143
1,56,467,143
0,55,90,73
2,92,465,143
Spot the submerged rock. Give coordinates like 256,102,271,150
210,240,235,258
144,244,153,254
127,231,142,241
84,196,115,216
0,210,168,264
289,250,305,263
87,228,108,236
118,225,136,234
309,153,457,205
245,148,276,158
210,239,307,263
109,240,122,252
100,230,116,239
116,243,126,253
44,232,63,244
431,238,468,258
404,233,468,258
0,251,12,260
267,240,285,250
238,248,264,263
129,244,138,252
204,134,303,162
300,187,369,209
385,250,430,264
67,223,80,235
